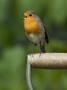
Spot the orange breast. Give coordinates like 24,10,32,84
24,17,40,34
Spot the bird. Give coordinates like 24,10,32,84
23,10,49,53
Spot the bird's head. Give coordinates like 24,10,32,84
24,10,37,21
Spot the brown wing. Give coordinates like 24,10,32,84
35,15,49,43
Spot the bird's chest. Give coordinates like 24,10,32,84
24,21,40,34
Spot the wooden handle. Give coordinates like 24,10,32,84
27,53,67,69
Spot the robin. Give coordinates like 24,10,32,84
24,10,49,53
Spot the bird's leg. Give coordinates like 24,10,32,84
39,41,46,57
31,43,37,57
30,45,34,57
39,42,42,57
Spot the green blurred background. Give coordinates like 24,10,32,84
0,0,67,90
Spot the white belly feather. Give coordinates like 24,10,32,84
27,33,44,44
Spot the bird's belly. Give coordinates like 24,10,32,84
28,33,43,44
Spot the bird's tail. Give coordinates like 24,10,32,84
40,44,46,53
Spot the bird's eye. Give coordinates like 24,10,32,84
24,15,27,18
29,14,32,16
